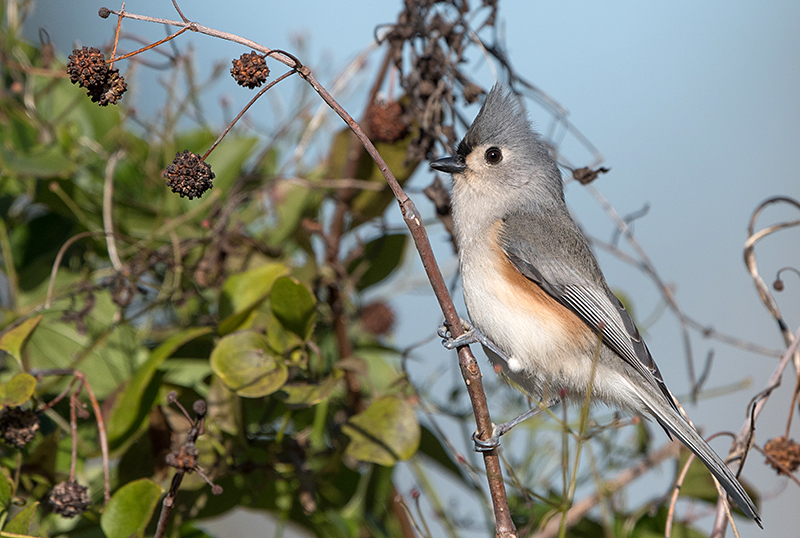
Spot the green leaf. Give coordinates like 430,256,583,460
348,234,406,291
270,276,316,340
677,450,759,517
0,143,76,178
4,501,38,535
3,373,37,407
265,181,322,249
635,418,651,455
326,118,421,224
0,315,43,366
198,136,257,193
278,370,342,407
218,262,289,335
107,327,213,448
101,478,163,538
343,396,420,466
0,472,11,508
210,331,288,398
625,505,706,538
678,452,722,505
417,425,464,480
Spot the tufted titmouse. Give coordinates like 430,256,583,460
430,85,760,525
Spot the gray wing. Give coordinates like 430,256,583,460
499,213,677,411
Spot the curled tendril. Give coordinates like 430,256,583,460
773,266,800,292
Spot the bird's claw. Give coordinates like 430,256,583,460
470,400,561,452
438,319,477,349
472,424,501,452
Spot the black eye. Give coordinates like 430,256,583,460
485,147,502,164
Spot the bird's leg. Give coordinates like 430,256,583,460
472,397,561,452
438,318,511,363
437,320,557,449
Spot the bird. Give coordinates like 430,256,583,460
429,84,761,525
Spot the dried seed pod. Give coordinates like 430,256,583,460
764,436,800,474
66,46,109,88
163,150,215,199
166,444,199,472
462,83,484,105
360,301,395,336
66,47,127,106
49,481,91,518
230,51,269,89
86,69,127,107
367,100,409,143
0,407,40,448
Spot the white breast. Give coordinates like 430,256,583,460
459,244,641,408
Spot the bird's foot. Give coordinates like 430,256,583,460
438,318,478,349
438,319,513,363
471,399,561,452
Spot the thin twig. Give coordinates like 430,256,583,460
585,184,701,400
68,391,79,482
109,26,191,64
744,196,800,371
108,2,124,70
201,69,296,161
31,369,111,503
171,0,189,23
587,235,783,358
102,150,125,271
754,443,800,488
81,375,111,503
45,232,95,309
45,231,125,309
283,177,386,192
665,452,695,538
710,324,800,536
532,441,680,538
106,10,298,69
154,399,209,538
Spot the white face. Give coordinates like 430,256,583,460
459,144,502,185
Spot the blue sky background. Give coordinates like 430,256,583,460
31,1,800,536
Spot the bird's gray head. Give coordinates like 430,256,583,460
430,84,564,207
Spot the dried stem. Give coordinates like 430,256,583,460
153,472,182,538
154,400,209,538
109,26,191,64
109,2,124,70
744,196,800,369
665,452,695,538
710,324,800,536
45,231,102,309
754,443,800,488
532,441,680,538
81,376,111,503
587,234,782,357
585,184,701,400
68,391,78,482
786,369,800,438
31,369,111,503
45,231,132,310
201,69,296,162
170,0,189,23
103,150,125,271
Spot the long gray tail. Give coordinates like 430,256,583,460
642,395,762,527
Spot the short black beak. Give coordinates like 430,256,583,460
430,155,466,174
